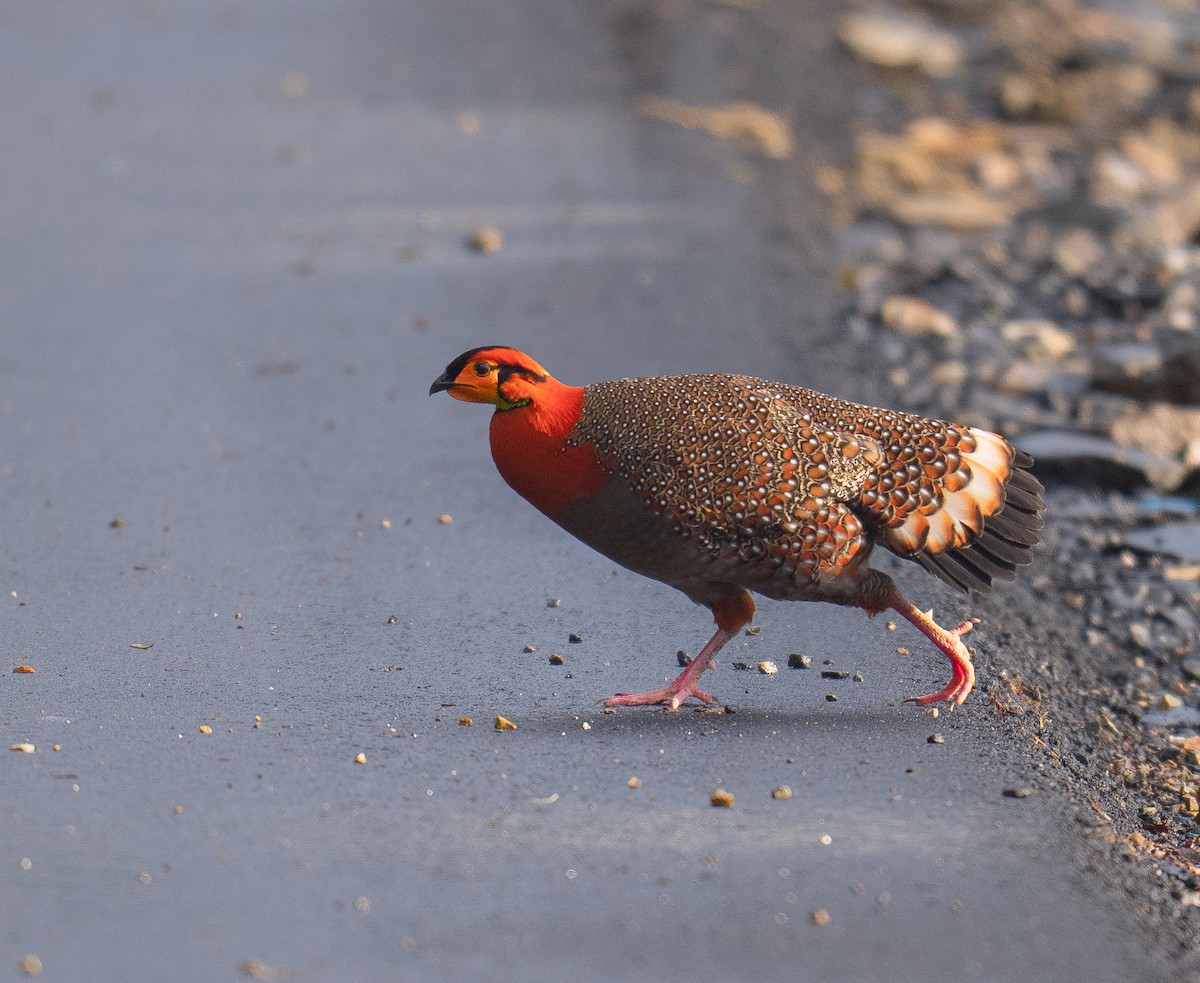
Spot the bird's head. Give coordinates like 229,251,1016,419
429,346,554,411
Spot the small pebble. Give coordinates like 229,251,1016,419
852,673,864,682
10,743,35,754
549,653,565,665
821,670,850,679
437,513,453,525
928,733,945,744
710,788,735,808
495,715,517,731
745,625,762,635
546,598,561,608
467,227,502,253
825,693,838,702
523,645,536,653
771,785,793,800
20,954,43,976
386,615,398,624
12,665,35,674
568,633,583,644
1003,787,1034,798
787,653,812,669
758,660,779,675
810,908,831,927
458,716,473,727
353,752,367,764
677,650,692,667
198,725,213,735
627,776,642,788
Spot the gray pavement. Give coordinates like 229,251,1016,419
1,2,1159,981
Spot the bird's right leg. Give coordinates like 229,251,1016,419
605,588,755,710
858,571,977,706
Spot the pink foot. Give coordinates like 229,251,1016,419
903,618,976,706
603,592,752,711
604,681,716,710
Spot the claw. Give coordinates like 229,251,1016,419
891,596,977,706
605,682,716,710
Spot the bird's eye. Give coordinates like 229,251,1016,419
473,361,493,377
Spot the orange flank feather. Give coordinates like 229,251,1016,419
431,347,1045,710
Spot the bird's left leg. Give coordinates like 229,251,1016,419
861,572,977,706
605,588,755,710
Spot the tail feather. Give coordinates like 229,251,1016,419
875,427,1045,595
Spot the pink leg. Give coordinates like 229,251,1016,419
605,589,754,710
886,590,977,706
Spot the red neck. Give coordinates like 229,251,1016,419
489,381,604,516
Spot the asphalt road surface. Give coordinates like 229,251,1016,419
1,2,1162,981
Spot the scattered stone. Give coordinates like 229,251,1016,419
1122,521,1200,563
745,624,763,635
1091,343,1166,397
12,665,35,674
458,716,473,726
1111,404,1200,461
1051,227,1104,277
1003,787,1035,798
810,908,831,926
710,788,735,808
568,633,583,644
821,670,851,680
627,776,642,789
880,295,959,339
1008,321,1071,369
9,743,35,754
494,715,517,731
437,513,453,524
548,653,565,666
677,650,692,667
758,660,779,675
836,11,964,77
771,785,793,800
787,653,812,669
928,733,945,744
467,227,502,253
636,95,792,159
825,693,839,702
1018,431,1187,492
19,954,43,977
353,752,367,765
1157,693,1184,711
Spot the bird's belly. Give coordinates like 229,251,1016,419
551,478,869,607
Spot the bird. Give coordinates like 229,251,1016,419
430,346,1044,710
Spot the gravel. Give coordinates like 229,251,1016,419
834,0,1200,965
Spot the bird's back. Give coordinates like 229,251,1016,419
566,372,1043,599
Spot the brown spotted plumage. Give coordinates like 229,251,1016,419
431,348,1045,709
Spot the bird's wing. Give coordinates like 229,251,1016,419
760,382,1044,595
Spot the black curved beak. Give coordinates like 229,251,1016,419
429,372,457,395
